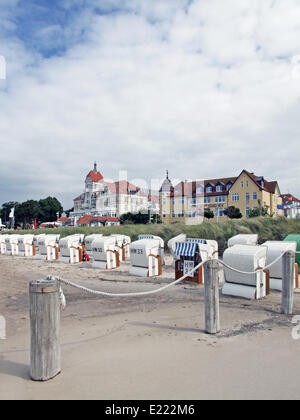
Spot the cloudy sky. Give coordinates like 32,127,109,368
1,0,300,209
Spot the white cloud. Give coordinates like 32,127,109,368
0,0,300,208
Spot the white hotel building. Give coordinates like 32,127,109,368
70,163,153,222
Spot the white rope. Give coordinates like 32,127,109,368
218,248,293,275
45,247,298,298
56,261,205,297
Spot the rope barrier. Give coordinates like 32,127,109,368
54,261,205,298
53,247,297,298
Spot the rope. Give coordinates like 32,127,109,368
56,261,205,297
218,248,292,275
55,247,298,297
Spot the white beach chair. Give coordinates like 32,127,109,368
33,234,46,255
222,245,268,300
5,235,20,256
84,234,103,254
129,239,162,277
110,234,131,262
17,235,35,257
0,235,9,255
262,241,298,291
38,235,60,261
91,236,120,269
138,234,165,266
59,234,84,264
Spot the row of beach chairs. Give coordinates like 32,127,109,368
0,232,299,301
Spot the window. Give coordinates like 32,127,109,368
172,211,175,218
226,183,232,191
246,181,249,188
178,211,184,218
215,196,226,203
215,208,225,217
241,182,244,188
216,185,223,192
246,192,250,204
253,192,258,200
206,186,212,193
246,207,250,218
232,193,240,202
204,197,211,204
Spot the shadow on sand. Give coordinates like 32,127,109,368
0,358,30,380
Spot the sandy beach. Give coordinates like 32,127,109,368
0,253,300,400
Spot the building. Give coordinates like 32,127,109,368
70,163,152,223
160,169,283,223
281,194,300,219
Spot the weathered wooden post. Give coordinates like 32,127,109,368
281,251,295,315
204,260,220,334
29,277,61,381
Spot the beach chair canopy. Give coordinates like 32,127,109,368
228,234,258,248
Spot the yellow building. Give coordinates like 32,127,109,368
159,169,283,223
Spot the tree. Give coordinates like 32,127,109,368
0,201,19,225
39,197,63,222
16,200,43,225
224,206,243,219
249,206,269,218
204,208,214,219
0,196,64,227
120,211,162,225
65,207,74,217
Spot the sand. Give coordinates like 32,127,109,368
0,254,300,400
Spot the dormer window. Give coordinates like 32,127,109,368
216,185,223,192
206,186,212,193
226,182,233,191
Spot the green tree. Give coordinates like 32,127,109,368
249,206,269,218
224,206,243,219
39,197,63,222
204,208,214,219
0,202,19,225
17,200,43,225
120,211,162,225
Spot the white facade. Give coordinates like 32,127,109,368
70,164,150,221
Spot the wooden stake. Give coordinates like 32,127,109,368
204,260,220,334
29,277,61,381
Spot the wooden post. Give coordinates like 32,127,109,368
29,277,61,381
204,260,220,334
281,251,295,315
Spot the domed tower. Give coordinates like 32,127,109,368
159,171,174,223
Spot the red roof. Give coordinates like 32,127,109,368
77,215,94,224
77,215,119,224
86,170,104,182
58,217,71,223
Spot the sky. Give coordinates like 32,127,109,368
1,0,300,209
